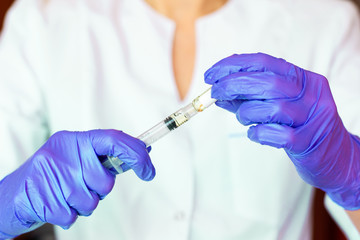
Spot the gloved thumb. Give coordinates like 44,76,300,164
88,129,156,181
247,124,295,150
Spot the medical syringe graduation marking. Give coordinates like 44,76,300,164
102,87,216,175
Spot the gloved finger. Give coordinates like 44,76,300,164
51,208,78,230
28,163,79,229
43,152,102,216
211,71,301,101
215,99,243,113
237,99,310,127
66,189,100,217
43,198,78,229
21,187,78,230
76,132,116,199
89,130,156,181
247,123,314,154
205,53,296,84
146,146,152,152
247,124,295,150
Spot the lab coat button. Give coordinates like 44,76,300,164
174,211,186,221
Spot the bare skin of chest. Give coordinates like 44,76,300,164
145,0,227,100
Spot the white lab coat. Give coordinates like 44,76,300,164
1,0,360,239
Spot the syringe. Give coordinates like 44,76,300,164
101,87,216,175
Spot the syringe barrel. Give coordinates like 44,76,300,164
192,87,216,112
102,87,216,175
137,118,172,147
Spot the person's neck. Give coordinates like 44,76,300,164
144,0,228,23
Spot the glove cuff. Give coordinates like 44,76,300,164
326,134,360,210
327,189,360,210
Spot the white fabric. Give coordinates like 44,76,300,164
0,0,360,239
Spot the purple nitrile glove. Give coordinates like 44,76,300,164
205,52,360,210
0,129,155,239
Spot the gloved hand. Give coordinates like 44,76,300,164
205,52,360,210
0,129,155,239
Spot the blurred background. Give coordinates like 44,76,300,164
0,0,359,239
